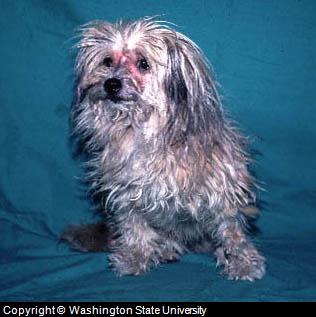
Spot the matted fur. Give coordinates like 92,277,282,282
62,17,265,281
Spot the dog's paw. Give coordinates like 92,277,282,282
224,253,266,281
159,249,181,263
108,251,158,276
216,246,266,281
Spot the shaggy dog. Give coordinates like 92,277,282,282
62,18,265,281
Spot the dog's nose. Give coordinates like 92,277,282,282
104,78,122,95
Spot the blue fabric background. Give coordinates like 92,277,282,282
0,0,315,301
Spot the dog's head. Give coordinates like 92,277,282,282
73,18,223,145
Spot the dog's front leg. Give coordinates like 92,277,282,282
214,214,266,281
108,213,180,276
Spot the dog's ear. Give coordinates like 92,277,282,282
163,34,223,145
163,41,190,145
72,21,115,110
164,41,189,108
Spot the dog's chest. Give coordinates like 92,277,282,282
104,116,210,216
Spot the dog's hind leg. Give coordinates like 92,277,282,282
60,222,111,252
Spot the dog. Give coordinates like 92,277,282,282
62,17,266,281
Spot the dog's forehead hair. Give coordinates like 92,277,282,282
111,25,148,51
108,23,169,62
113,48,141,63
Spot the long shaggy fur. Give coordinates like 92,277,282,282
62,18,265,281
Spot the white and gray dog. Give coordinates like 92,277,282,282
62,17,266,281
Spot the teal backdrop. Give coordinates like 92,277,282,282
0,0,315,301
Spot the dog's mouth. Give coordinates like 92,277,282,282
106,93,138,104
86,82,139,105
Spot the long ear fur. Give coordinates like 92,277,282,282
163,33,224,147
71,21,117,111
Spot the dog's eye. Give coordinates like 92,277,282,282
137,58,150,72
103,57,113,67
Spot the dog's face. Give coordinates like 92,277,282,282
73,18,222,146
74,20,173,111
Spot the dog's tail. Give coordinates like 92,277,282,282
60,222,112,252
